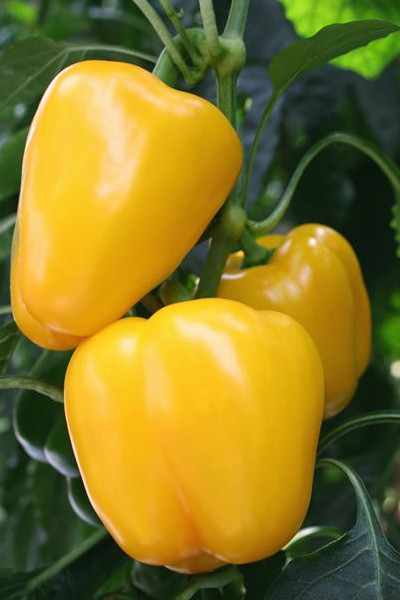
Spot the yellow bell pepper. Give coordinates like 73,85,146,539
218,224,371,418
65,298,324,573
11,60,242,350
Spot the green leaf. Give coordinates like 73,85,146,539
66,478,100,528
239,553,285,600
0,320,19,375
391,195,400,258
5,0,38,25
0,214,16,261
44,415,79,478
132,563,186,600
0,569,43,600
0,37,157,114
170,568,242,600
269,20,400,97
265,459,400,599
277,1,400,78
0,531,126,600
0,128,28,202
244,22,400,205
14,351,69,463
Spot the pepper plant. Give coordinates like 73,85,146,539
1,0,400,598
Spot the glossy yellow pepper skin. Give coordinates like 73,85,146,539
11,61,242,350
219,224,371,418
65,298,324,573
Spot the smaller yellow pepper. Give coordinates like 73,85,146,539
218,224,371,418
65,299,324,573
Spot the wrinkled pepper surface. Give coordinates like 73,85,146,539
219,224,371,418
11,61,242,350
65,298,324,573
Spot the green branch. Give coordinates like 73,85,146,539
131,0,194,82
27,529,107,591
318,410,400,455
199,0,222,59
158,0,202,66
248,131,400,236
0,376,64,402
224,0,250,37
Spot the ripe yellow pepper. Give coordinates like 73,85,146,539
65,298,324,573
218,224,371,418
11,61,242,350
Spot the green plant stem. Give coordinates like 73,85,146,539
217,72,237,126
131,0,194,82
224,0,250,37
27,529,107,592
195,235,233,298
195,71,245,298
318,410,400,456
0,376,64,402
159,0,202,65
242,94,277,208
239,229,272,267
153,28,206,85
248,131,400,236
199,0,222,59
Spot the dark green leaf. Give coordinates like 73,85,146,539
44,415,79,478
0,214,16,262
132,563,186,599
66,478,100,528
171,568,242,600
0,128,28,202
0,320,19,375
0,531,126,600
269,21,400,98
265,460,400,599
0,568,43,600
0,37,156,114
14,351,69,463
391,195,400,258
239,553,285,600
277,1,400,78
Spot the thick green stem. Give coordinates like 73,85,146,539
239,229,272,268
199,0,222,59
131,0,194,82
195,235,233,298
195,5,250,298
224,0,250,37
217,73,237,125
0,376,64,402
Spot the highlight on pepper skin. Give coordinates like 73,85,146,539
218,224,371,418
65,298,324,573
12,60,243,349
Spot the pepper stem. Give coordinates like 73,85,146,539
131,0,195,83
